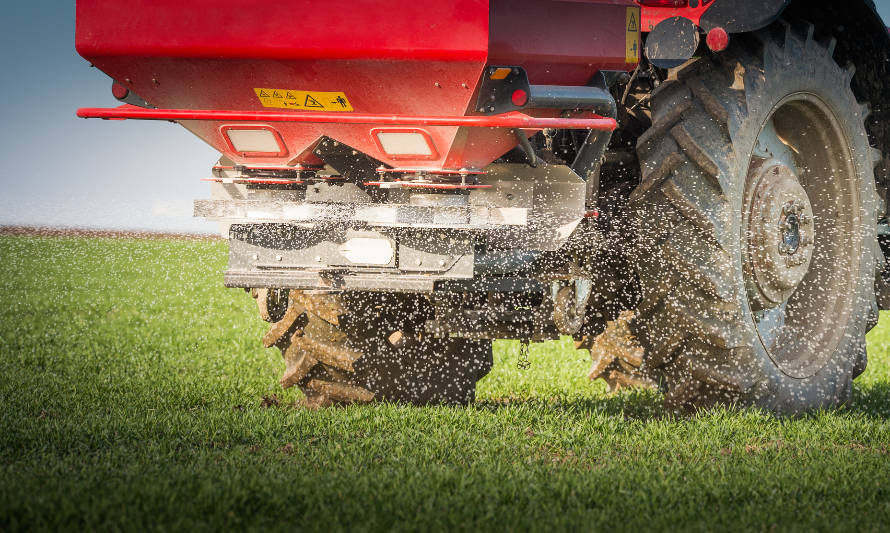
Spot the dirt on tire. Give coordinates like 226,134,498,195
255,289,493,407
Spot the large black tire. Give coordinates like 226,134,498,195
255,289,492,407
629,23,882,414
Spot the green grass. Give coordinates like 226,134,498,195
1,235,889,532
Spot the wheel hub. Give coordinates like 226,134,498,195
745,160,814,311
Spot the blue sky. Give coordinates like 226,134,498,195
1,1,889,233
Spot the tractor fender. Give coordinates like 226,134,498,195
694,0,886,38
698,0,792,33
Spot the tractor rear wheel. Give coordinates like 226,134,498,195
254,289,492,407
629,23,882,413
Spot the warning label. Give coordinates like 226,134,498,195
625,7,641,64
253,88,353,111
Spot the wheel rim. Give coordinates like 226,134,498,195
742,94,861,378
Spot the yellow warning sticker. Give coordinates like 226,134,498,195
625,7,641,64
253,88,353,112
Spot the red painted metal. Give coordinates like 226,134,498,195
363,181,492,190
489,0,637,85
212,165,324,172
76,0,490,169
638,0,686,7
76,0,627,171
202,177,304,185
376,168,486,175
77,106,618,131
111,81,129,100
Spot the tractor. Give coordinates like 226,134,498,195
77,0,890,413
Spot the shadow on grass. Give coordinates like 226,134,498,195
848,381,890,418
474,388,668,420
474,380,890,421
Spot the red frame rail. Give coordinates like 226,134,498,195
76,106,617,131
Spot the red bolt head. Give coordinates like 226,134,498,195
111,81,129,100
511,89,528,107
706,27,730,52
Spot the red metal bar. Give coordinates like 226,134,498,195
212,165,323,171
376,168,486,175
76,105,617,131
202,177,304,185
363,181,492,190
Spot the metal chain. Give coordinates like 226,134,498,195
517,340,531,370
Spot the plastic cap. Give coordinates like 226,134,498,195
511,89,528,107
706,27,729,52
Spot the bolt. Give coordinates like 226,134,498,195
315,256,322,262
462,83,469,88
252,254,259,261
415,258,423,266
438,259,446,267
275,255,282,261
435,82,441,88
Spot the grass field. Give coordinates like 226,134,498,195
1,235,889,532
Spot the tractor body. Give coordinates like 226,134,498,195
77,0,890,411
